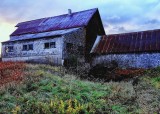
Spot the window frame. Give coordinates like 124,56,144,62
6,46,14,53
22,44,33,51
44,42,56,49
28,44,33,50
44,43,50,49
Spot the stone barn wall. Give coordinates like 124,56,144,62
91,53,160,68
63,28,86,59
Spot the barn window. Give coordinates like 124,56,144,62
28,44,33,50
6,46,14,52
23,44,33,51
23,45,28,51
44,42,56,49
50,42,56,48
44,43,49,49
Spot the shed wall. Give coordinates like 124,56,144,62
92,53,160,68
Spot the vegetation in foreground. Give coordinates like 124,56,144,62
0,62,159,114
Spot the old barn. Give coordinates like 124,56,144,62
91,29,160,68
1,8,105,64
2,7,160,68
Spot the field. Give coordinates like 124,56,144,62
0,62,159,113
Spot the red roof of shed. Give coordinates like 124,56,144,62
11,8,97,36
91,29,160,54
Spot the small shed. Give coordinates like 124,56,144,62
91,29,160,68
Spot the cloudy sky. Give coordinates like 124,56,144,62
1,0,160,43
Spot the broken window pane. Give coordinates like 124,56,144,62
44,42,56,49
6,46,14,52
23,45,28,51
44,43,49,49
28,44,33,50
50,42,56,48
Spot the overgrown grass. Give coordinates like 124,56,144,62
0,64,159,113
143,68,160,89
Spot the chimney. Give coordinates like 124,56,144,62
68,9,72,15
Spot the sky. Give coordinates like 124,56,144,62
1,0,160,44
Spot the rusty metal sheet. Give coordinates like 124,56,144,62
103,35,110,53
156,30,160,50
151,31,157,51
91,29,160,54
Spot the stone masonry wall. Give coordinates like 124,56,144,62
63,28,86,59
92,53,160,68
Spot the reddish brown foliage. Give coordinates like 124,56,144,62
0,62,26,86
115,68,145,76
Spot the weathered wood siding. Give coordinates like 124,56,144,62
92,53,160,68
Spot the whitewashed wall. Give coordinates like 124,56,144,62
2,37,64,65
92,53,160,68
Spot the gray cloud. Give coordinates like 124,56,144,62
1,0,160,34
144,19,160,24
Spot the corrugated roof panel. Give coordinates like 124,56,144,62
105,35,112,53
7,28,80,42
110,35,117,53
137,32,142,52
100,36,107,53
99,36,108,53
126,34,131,51
91,29,160,54
122,34,129,53
108,36,115,53
131,33,136,52
94,36,102,53
151,31,157,51
11,8,97,36
125,34,130,51
145,32,150,51
156,30,160,50
134,33,141,51
101,36,107,53
119,34,125,53
113,35,118,53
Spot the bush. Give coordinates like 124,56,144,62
0,62,26,86
64,55,78,68
88,63,117,81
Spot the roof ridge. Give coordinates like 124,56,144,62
106,28,160,36
16,8,98,27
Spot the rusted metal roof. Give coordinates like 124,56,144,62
11,8,97,36
91,29,160,54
